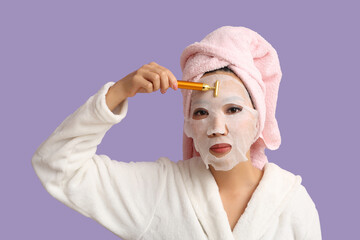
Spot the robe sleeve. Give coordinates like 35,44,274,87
303,206,322,240
292,185,322,240
31,82,167,240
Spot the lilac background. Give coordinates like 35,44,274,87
1,0,359,239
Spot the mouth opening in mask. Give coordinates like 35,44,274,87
209,143,232,155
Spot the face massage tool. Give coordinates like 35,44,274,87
183,74,259,171
177,80,219,97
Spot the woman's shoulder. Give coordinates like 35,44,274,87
263,162,321,239
264,162,302,182
267,162,318,214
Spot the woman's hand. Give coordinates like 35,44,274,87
106,62,178,112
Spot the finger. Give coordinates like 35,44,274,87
149,61,158,66
150,66,174,93
142,71,160,92
135,75,153,93
159,71,169,93
146,62,177,91
154,64,177,90
147,68,167,93
168,71,178,90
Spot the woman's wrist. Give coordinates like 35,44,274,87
106,81,128,112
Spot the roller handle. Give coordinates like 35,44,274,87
177,81,204,91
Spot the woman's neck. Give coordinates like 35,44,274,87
209,151,264,195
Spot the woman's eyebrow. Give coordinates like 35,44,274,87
191,99,209,106
223,96,245,103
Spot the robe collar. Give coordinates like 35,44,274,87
178,157,302,240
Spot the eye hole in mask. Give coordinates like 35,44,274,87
192,104,244,120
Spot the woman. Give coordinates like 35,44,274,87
32,26,321,239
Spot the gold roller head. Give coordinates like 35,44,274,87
202,80,219,97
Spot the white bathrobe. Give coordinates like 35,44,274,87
32,82,322,240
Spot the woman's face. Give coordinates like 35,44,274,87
184,71,258,171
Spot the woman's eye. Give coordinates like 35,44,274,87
193,109,209,117
227,106,242,114
193,109,209,119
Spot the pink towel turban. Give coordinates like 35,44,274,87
180,26,282,170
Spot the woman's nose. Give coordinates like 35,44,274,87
208,126,229,137
207,117,229,137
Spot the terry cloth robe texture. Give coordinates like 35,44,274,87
32,82,322,240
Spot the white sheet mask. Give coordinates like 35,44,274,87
184,74,259,171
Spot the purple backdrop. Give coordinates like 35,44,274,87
1,0,359,239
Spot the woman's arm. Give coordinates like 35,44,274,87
303,205,322,240
31,62,178,239
290,185,322,240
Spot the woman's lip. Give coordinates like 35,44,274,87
210,144,232,153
